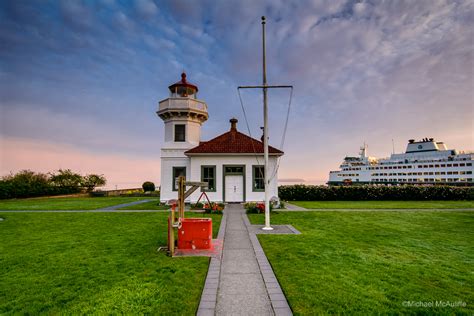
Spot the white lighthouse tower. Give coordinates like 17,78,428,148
157,73,208,201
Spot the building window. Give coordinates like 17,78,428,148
174,124,185,142
172,167,186,191
201,166,216,192
253,165,265,191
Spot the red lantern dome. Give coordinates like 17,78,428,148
168,72,198,97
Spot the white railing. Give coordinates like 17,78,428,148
158,98,207,113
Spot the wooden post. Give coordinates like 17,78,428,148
178,176,186,218
169,204,176,256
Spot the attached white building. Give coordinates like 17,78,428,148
157,73,283,203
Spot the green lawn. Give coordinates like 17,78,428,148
0,212,221,314
290,200,474,209
119,200,170,210
249,211,473,315
0,196,156,210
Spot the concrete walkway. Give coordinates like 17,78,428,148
282,202,307,211
198,204,292,316
98,199,155,210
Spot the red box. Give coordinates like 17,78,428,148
178,218,213,249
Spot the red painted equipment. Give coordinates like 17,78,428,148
168,176,213,256
178,218,212,249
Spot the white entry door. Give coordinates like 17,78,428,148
225,175,244,202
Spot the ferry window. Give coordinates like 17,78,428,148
460,163,465,167
467,163,472,166
418,165,422,168
435,165,439,168
429,165,434,168
441,172,446,175
447,164,452,167
467,171,472,174
447,172,452,175
453,164,459,167
441,164,446,167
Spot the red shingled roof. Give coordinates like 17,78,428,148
185,122,284,156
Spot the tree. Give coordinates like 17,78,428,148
49,169,83,189
1,170,51,199
142,181,155,192
82,174,107,192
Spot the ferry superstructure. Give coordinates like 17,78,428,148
328,138,474,185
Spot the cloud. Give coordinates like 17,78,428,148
0,0,472,184
135,0,159,19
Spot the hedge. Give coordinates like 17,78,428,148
278,185,474,201
0,169,105,199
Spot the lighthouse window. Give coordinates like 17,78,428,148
174,124,186,142
253,166,265,191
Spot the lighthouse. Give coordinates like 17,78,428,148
157,73,208,200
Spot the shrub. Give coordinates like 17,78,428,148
0,169,108,199
203,202,225,214
278,185,474,201
191,202,204,209
0,170,54,199
245,202,273,214
142,181,155,192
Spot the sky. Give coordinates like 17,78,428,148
0,0,473,189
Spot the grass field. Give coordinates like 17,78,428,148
0,212,221,314
0,196,156,210
249,211,473,315
119,200,170,210
290,200,474,209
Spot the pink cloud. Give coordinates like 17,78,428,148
0,137,161,189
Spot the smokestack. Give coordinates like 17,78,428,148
230,118,238,131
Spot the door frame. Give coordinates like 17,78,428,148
222,164,246,202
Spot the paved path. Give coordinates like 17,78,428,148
198,204,292,316
282,202,307,211
98,199,155,210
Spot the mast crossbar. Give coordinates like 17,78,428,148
238,85,293,89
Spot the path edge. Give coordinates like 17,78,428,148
196,210,227,316
243,215,293,316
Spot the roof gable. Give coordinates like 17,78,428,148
185,129,284,155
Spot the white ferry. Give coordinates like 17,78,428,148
328,138,474,186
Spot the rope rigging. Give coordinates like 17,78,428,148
237,86,294,182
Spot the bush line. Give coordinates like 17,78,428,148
278,185,474,201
